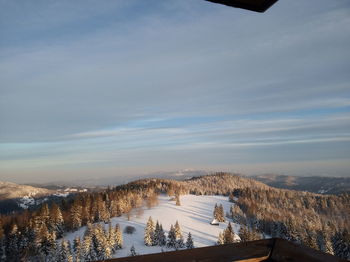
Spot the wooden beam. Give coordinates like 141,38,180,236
98,238,346,262
102,239,274,262
270,238,348,262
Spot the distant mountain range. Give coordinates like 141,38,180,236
251,174,350,195
32,169,210,188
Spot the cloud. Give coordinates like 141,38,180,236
0,0,350,182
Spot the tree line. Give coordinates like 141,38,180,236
0,172,349,260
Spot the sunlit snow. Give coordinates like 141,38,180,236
62,194,240,258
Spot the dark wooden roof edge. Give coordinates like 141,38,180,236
98,238,347,262
271,238,347,262
206,0,278,13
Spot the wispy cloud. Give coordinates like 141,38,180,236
1,0,350,182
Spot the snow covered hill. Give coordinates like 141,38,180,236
63,194,240,258
0,181,54,200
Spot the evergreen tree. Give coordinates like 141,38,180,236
82,235,95,261
174,220,183,240
38,225,57,259
167,225,177,248
323,233,334,255
176,235,185,250
115,223,123,249
6,223,19,260
98,200,110,224
144,216,155,246
158,224,166,246
39,204,50,225
217,232,224,245
218,204,225,222
107,222,116,253
186,232,194,249
213,203,225,222
332,229,350,260
70,200,83,231
153,221,160,246
224,222,235,244
231,205,245,225
49,203,64,238
213,204,218,220
0,220,6,262
304,230,318,250
58,239,73,262
82,197,92,225
239,225,249,242
73,236,82,262
91,224,109,260
129,245,137,256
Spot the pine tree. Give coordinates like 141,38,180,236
49,203,64,238
153,221,160,246
332,229,350,260
224,222,235,244
0,219,6,262
107,222,116,253
158,224,166,246
218,204,225,222
82,234,95,261
239,225,249,242
58,239,73,262
323,233,334,255
73,236,82,262
217,232,225,245
39,204,50,225
144,216,155,246
70,200,83,231
98,200,110,224
91,224,108,260
213,204,218,220
229,192,235,202
6,223,19,260
304,230,318,250
186,232,194,249
129,245,137,256
82,197,92,225
38,224,56,258
174,220,183,240
167,225,177,248
176,235,185,250
115,224,123,249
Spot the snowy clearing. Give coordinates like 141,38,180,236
62,194,240,258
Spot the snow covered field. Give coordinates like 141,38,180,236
63,194,240,258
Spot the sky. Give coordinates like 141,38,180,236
1,0,350,183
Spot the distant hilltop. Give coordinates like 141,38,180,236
0,181,53,200
251,174,350,195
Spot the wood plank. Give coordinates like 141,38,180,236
102,239,274,262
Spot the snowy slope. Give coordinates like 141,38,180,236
63,194,240,258
0,181,53,200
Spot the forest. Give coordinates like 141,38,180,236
0,173,349,261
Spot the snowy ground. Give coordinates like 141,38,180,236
63,194,240,258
